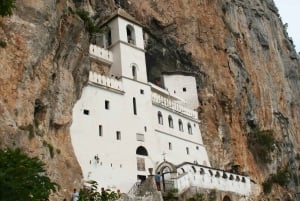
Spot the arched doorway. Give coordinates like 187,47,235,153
223,195,231,201
156,161,177,192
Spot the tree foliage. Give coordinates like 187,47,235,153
0,0,15,17
0,148,58,201
79,180,119,201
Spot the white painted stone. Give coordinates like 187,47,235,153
70,10,251,196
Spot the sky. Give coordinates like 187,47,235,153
274,0,300,52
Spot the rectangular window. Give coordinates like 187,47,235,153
136,133,145,142
186,147,189,155
137,157,145,171
83,109,90,115
99,125,102,136
133,97,137,115
105,100,110,110
183,87,187,92
116,131,121,140
168,142,172,150
140,89,144,94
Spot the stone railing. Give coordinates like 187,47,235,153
167,164,251,196
89,71,124,92
89,44,113,64
151,92,198,119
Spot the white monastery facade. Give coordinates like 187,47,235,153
70,9,251,197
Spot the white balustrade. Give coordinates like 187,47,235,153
89,44,113,64
151,93,198,119
171,164,251,196
89,71,124,92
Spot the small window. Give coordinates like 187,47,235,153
186,147,189,155
196,146,199,150
132,65,137,80
183,87,186,92
179,119,183,132
158,111,163,125
116,131,121,140
105,100,110,110
99,125,103,136
83,109,90,115
144,126,147,132
140,89,144,94
188,123,192,134
133,97,137,115
168,115,173,128
168,142,172,150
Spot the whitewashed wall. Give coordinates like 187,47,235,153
162,74,199,110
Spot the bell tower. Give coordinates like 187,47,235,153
100,9,148,83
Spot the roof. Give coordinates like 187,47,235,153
100,8,142,28
162,71,198,77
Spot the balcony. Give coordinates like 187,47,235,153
151,92,198,120
89,71,124,93
89,44,113,64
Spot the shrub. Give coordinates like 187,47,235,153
76,10,102,34
248,127,276,162
0,148,58,200
0,40,7,48
79,180,119,201
0,0,15,16
43,140,55,158
262,167,290,194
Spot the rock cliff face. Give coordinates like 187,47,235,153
0,0,300,200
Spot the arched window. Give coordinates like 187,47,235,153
126,25,135,45
158,112,163,125
168,115,173,128
136,146,148,156
191,166,196,173
132,65,137,80
223,196,232,201
200,168,205,175
178,119,183,132
187,123,192,134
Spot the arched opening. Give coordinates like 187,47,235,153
136,146,148,172
168,115,173,128
200,168,205,175
191,166,196,173
223,195,231,201
178,119,183,132
136,146,148,156
105,27,112,48
215,171,220,178
158,111,163,125
126,25,135,45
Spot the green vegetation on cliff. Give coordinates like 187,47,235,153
0,148,58,201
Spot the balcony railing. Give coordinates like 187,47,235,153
89,71,124,92
152,92,198,119
89,44,113,64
